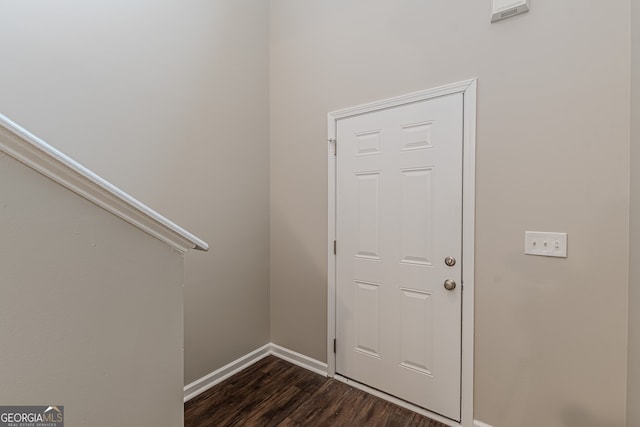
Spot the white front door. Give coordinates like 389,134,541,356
335,93,463,421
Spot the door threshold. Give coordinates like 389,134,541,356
333,374,461,427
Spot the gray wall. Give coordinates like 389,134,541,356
269,2,630,426
0,0,271,385
629,0,640,425
0,153,185,426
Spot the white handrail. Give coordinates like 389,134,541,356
0,114,208,253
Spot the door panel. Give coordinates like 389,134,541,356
336,93,463,421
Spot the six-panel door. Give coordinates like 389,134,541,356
336,93,464,421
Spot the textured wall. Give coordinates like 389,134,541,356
0,0,271,384
269,1,630,426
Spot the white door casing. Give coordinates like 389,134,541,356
327,79,476,427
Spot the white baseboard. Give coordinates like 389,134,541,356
184,344,487,427
269,343,328,377
183,343,271,402
183,343,328,402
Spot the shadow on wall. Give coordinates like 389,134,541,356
270,200,328,358
561,405,615,427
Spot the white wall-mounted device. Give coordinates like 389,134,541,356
491,0,530,23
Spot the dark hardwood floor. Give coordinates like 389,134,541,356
184,355,448,427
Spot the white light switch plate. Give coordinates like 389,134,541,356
491,0,530,22
524,231,567,258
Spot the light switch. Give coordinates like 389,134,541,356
491,0,530,23
524,231,567,258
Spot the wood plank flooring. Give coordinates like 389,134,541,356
184,355,448,427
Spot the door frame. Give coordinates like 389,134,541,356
326,79,476,427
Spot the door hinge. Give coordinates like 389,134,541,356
333,338,336,353
333,240,336,255
329,138,337,155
